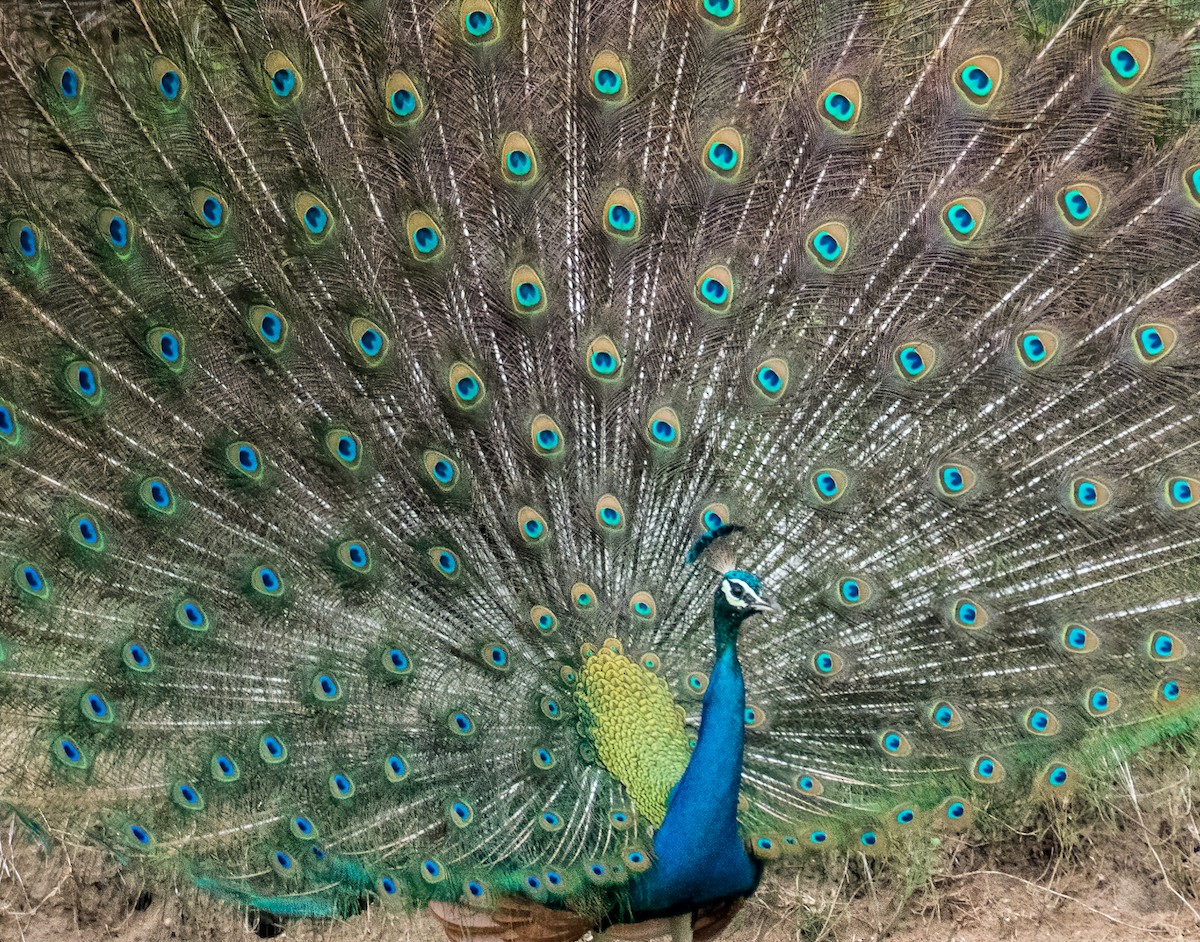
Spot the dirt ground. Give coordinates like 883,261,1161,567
3,750,1198,942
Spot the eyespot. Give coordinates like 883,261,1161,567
251,565,284,597
449,800,474,827
123,641,156,673
264,51,302,100
1132,322,1177,364
384,71,423,123
429,547,461,578
326,429,363,470
589,50,628,103
1023,707,1059,736
139,476,177,516
586,335,624,382
879,730,911,757
1185,163,1200,205
1070,476,1112,511
377,874,399,898
610,809,634,830
97,209,133,255
449,362,486,409
1016,327,1060,371
511,265,547,315
752,358,789,400
50,57,85,106
530,605,557,633
929,701,963,732
1158,679,1183,706
744,704,766,728
328,770,356,799
294,192,332,239
532,746,556,769
529,415,564,458
501,131,538,183
1165,476,1197,511
592,494,626,533
1149,630,1184,661
941,197,986,242
955,55,1002,104
571,582,596,609
151,57,186,103
540,695,563,720
603,187,641,239
462,0,499,43
449,710,476,736
836,576,871,608
190,187,228,231
894,341,936,380
175,598,209,632
248,305,289,353
311,672,343,703
700,503,730,532
382,646,412,676
422,450,458,490
695,264,734,314
936,463,976,498
811,649,845,677
811,468,848,504
385,754,409,782
703,127,744,180
1057,183,1103,229
1086,686,1119,717
480,643,509,671
421,858,447,884
518,506,549,544
698,0,740,26
335,539,372,576
226,441,263,481
685,671,709,696
69,514,105,552
53,735,87,768
795,773,824,796
347,316,389,367
645,407,682,449
127,824,155,849
939,797,972,828
1043,763,1072,789
259,733,288,763
172,782,204,811
807,222,849,270
951,598,988,630
465,877,487,899
1102,38,1151,88
820,79,861,130
81,690,113,724
65,360,103,405
630,592,656,620
1062,624,1099,653
406,210,444,260
147,327,186,372
893,807,918,826
8,219,42,267
972,755,1005,783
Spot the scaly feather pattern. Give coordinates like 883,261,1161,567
0,0,1199,935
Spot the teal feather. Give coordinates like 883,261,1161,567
1,0,1199,939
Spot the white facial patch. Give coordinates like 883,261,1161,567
721,577,755,609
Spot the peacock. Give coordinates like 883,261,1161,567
1,0,1199,939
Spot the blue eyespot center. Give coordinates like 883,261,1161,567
466,10,492,35
961,65,992,96
304,205,328,233
594,68,621,94
109,216,128,247
18,226,36,257
390,88,416,116
160,71,181,99
824,92,853,121
507,150,532,175
1109,45,1138,79
414,226,439,252
517,281,541,305
359,328,382,356
60,68,79,98
260,313,282,342
701,277,728,303
651,419,676,443
272,69,295,97
202,197,222,225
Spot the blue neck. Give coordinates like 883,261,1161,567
626,612,759,918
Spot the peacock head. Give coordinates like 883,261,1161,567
715,569,780,629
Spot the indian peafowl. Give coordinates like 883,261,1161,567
1,0,1199,939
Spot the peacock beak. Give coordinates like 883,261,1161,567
750,595,783,615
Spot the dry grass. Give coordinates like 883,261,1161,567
3,746,1198,942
